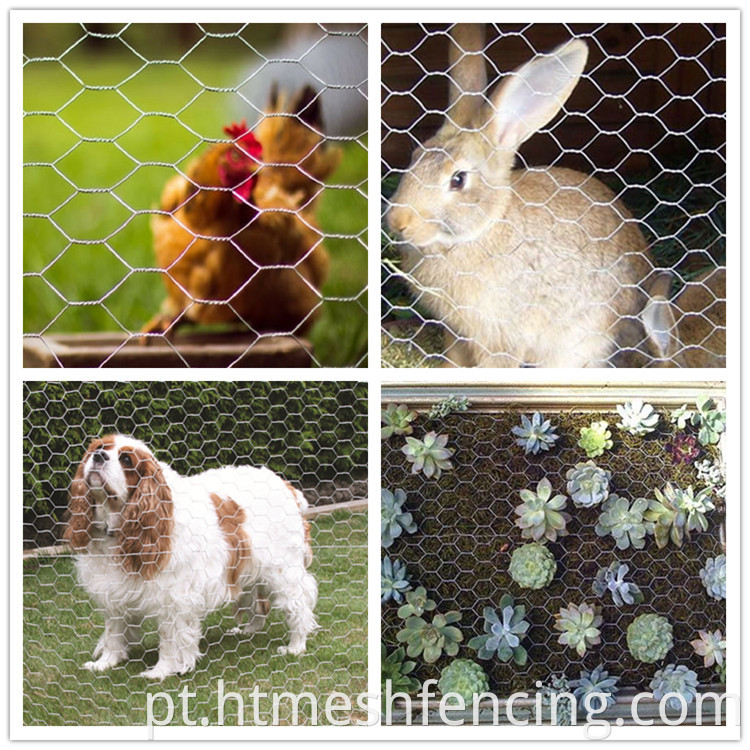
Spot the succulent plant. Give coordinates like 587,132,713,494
396,611,463,664
535,674,574,726
468,594,530,665
381,557,412,604
616,399,660,436
695,458,726,499
511,412,560,455
592,561,644,607
381,488,417,549
578,421,613,458
427,395,470,420
691,629,726,670
381,643,420,703
627,614,673,663
514,477,571,543
645,483,715,549
509,542,557,590
397,586,437,619
402,431,454,479
700,555,726,600
565,461,611,508
650,664,699,711
692,395,726,446
670,404,696,430
438,659,490,705
666,434,701,465
554,602,603,657
381,403,418,439
570,664,620,713
595,495,652,550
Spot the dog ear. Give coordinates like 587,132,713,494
64,458,94,549
117,453,174,580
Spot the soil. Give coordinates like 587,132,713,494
382,408,725,696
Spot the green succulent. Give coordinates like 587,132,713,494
381,403,418,439
650,664,699,711
566,461,611,508
695,458,726,499
700,555,726,600
381,557,412,604
381,488,417,549
438,659,490,705
427,395,470,420
691,395,726,446
645,483,715,549
592,561,644,607
468,594,530,666
397,586,437,619
511,412,560,455
381,643,420,704
402,431,454,479
535,674,574,726
396,611,463,664
578,421,614,458
670,404,695,430
514,477,570,543
571,664,620,714
627,614,673,663
595,494,652,550
615,399,660,436
554,602,603,657
509,542,557,590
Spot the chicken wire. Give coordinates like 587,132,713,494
23,22,368,368
381,23,726,368
22,381,368,726
381,386,726,724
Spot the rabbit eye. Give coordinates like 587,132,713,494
450,171,467,191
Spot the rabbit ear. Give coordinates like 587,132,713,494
488,38,588,150
447,24,487,127
641,273,678,359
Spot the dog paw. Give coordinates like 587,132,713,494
139,666,171,681
276,644,306,656
84,659,113,672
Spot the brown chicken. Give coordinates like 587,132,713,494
142,85,341,338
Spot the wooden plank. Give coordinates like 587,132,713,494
23,332,313,368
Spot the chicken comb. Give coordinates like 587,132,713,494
224,120,251,141
224,120,262,159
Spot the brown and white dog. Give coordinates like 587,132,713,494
65,434,316,680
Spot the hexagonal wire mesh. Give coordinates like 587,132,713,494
23,381,367,725
381,23,726,368
23,22,368,367
381,386,726,724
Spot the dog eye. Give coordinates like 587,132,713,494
119,454,133,468
450,171,467,190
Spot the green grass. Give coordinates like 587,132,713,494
23,509,367,726
23,54,368,367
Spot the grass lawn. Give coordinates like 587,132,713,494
23,509,367,726
23,54,368,367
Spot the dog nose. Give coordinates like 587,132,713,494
92,450,108,466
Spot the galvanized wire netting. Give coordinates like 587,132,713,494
381,23,726,368
23,381,367,726
23,22,368,368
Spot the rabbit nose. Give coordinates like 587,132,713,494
387,204,412,235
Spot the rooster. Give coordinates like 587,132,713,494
142,85,341,338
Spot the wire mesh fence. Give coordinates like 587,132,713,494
23,22,368,368
381,386,727,724
381,23,726,369
22,381,368,726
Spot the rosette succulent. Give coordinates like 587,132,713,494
509,542,557,590
511,412,560,455
700,555,726,600
595,495,652,550
554,602,603,657
438,659,490,705
691,629,726,669
468,594,530,666
402,432,454,479
578,421,614,458
616,399,660,436
397,586,437,619
566,461,611,508
670,404,696,430
427,395,470,420
381,557,412,603
536,674,574,726
381,488,417,549
592,561,644,607
645,483,715,549
695,458,726,499
692,395,726,446
514,477,571,543
570,664,620,713
381,644,420,703
650,664,699,711
627,614,673,663
666,434,701,465
396,611,463,663
381,403,418,439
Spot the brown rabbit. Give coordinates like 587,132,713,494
386,25,653,367
641,267,726,367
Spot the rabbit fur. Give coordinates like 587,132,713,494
386,25,654,368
